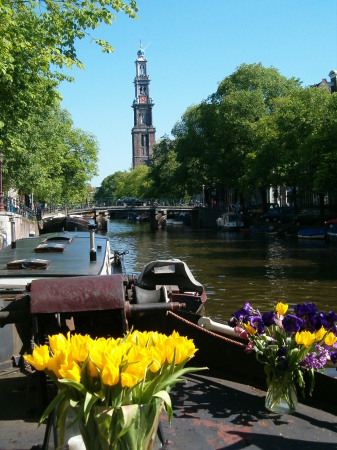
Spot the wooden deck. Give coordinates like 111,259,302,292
0,368,336,450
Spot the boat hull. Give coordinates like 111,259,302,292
162,310,337,415
0,231,112,365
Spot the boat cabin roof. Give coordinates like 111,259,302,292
0,232,110,288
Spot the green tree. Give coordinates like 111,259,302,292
310,94,337,196
95,171,126,201
171,64,301,206
18,103,99,204
261,87,331,210
149,136,186,200
0,0,138,200
96,166,152,201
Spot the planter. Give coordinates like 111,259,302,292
75,400,163,450
265,370,298,414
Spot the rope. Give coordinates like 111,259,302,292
167,311,246,348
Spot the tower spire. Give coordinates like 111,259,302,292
131,42,156,167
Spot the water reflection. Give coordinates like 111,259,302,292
107,220,337,322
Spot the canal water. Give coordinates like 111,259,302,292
107,220,337,323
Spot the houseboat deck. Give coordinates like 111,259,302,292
1,368,336,450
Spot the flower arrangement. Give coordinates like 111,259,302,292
24,329,205,449
229,301,337,413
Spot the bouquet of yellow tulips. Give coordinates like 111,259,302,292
24,330,205,449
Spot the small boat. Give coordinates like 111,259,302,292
39,213,90,234
38,212,66,234
66,214,90,231
135,212,149,222
171,212,190,226
216,212,244,230
297,227,327,239
130,259,207,313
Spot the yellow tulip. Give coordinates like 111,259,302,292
295,330,315,348
164,332,197,364
149,347,164,372
315,327,327,342
276,302,288,316
49,333,69,354
70,334,91,362
59,361,81,382
101,362,120,386
120,371,140,388
47,351,65,378
324,332,337,346
23,345,50,370
126,330,150,347
243,321,258,336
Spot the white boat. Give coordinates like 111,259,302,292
216,212,244,230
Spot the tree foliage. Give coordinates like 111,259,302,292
0,0,138,203
100,63,336,210
169,64,302,204
149,135,187,200
95,166,152,201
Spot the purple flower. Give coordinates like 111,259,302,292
262,311,276,327
282,314,303,333
327,310,337,327
300,346,329,370
330,352,337,365
229,301,254,326
246,315,265,335
315,313,329,331
242,301,254,315
294,302,318,331
294,302,318,316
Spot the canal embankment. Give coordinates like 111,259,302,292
0,212,38,249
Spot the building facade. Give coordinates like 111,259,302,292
131,43,156,167
312,69,337,93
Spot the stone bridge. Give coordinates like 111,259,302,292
67,205,219,229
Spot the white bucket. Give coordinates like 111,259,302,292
68,435,85,450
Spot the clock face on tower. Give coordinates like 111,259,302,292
139,96,147,103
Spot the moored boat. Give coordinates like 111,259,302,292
0,230,113,363
66,214,90,231
39,213,90,234
297,227,327,239
0,250,336,449
216,212,244,230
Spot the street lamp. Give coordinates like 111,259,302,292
202,184,205,207
0,153,4,212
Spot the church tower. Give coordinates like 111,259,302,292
131,42,156,167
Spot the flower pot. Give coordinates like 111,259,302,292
68,435,86,450
265,370,298,414
78,400,163,450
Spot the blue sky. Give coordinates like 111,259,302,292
58,0,337,187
